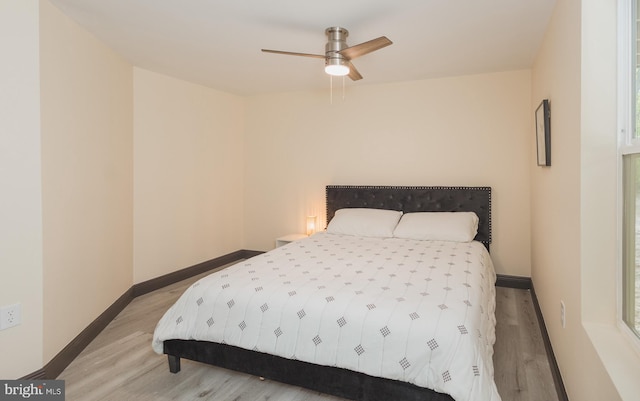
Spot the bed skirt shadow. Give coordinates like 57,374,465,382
163,339,454,401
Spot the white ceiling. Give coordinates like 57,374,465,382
49,0,557,96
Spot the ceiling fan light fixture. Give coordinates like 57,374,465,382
325,64,350,76
262,26,391,82
325,58,350,76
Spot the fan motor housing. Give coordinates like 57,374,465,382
325,27,349,68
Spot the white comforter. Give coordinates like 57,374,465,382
152,232,501,401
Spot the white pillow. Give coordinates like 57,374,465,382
326,208,403,238
393,212,479,242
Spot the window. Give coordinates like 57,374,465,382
623,155,640,336
621,0,640,339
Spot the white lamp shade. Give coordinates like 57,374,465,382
306,216,317,236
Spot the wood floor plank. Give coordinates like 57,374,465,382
58,270,561,401
493,287,559,401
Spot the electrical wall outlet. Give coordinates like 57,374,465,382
0,303,22,330
560,300,566,329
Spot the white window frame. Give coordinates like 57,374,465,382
618,0,640,349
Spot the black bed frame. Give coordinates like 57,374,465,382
163,185,492,401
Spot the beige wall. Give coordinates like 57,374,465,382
531,0,626,399
133,68,245,283
0,0,44,379
244,71,532,277
39,0,133,363
579,0,617,325
1,2,246,377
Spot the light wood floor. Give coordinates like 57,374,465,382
58,265,560,401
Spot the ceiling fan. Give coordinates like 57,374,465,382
261,27,392,81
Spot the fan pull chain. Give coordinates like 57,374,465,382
330,75,333,104
328,75,347,104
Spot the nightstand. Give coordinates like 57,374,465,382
275,234,307,248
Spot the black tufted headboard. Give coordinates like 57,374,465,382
326,185,492,250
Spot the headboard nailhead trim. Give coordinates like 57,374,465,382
325,185,492,249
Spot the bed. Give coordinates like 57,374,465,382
152,185,500,401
